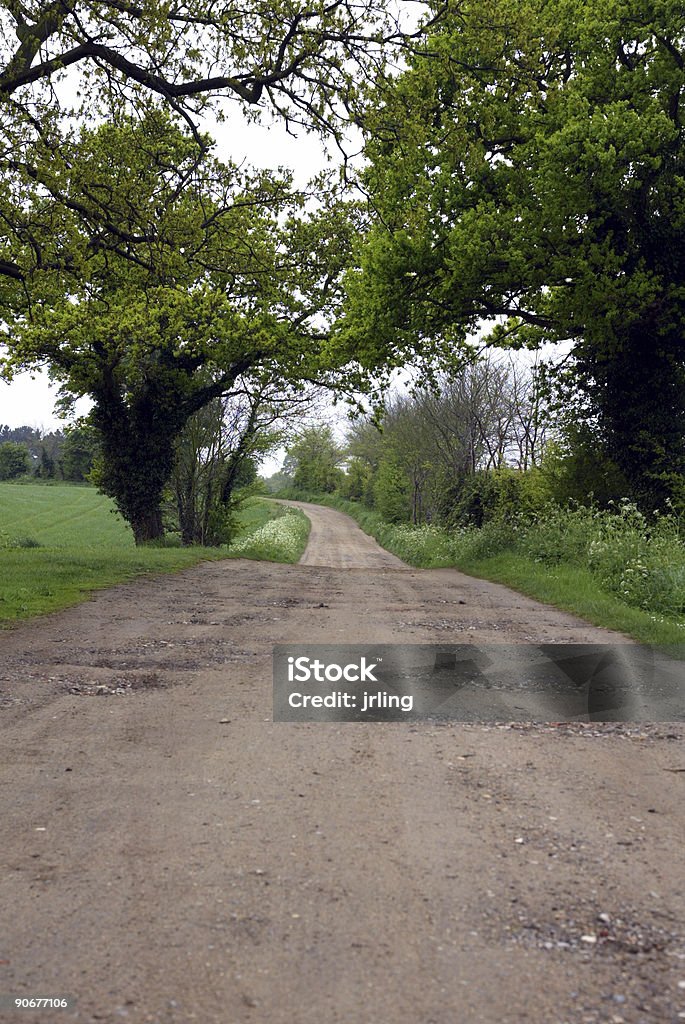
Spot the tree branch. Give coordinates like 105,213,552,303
0,40,265,101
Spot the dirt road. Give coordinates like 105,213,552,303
282,500,406,569
1,503,684,1024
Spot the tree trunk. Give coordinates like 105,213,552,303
130,506,166,545
91,387,183,545
578,323,685,510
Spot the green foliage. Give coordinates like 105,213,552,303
372,453,410,523
449,468,550,528
0,0,421,352
338,457,373,502
338,358,553,524
263,470,294,494
0,441,29,480
61,423,100,482
539,437,621,508
349,0,685,508
227,503,310,563
314,492,685,644
37,446,56,480
286,425,345,494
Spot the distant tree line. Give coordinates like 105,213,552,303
0,423,98,482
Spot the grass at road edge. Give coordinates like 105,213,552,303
276,490,685,647
0,485,309,624
225,502,310,563
453,553,685,647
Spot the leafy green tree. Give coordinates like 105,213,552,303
339,457,373,502
285,424,345,494
347,0,685,509
60,422,99,482
0,440,29,479
3,115,359,542
373,453,409,523
37,445,55,479
539,433,630,510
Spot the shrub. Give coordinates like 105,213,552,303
0,441,30,480
228,508,309,562
449,468,549,527
539,437,630,508
516,503,596,565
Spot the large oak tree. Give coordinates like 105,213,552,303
345,0,685,509
0,0,439,287
2,113,361,542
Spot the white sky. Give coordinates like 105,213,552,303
0,370,69,432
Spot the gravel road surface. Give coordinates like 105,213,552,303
1,502,684,1024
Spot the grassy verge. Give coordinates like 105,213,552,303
275,489,685,646
0,484,307,624
226,503,310,563
452,553,685,647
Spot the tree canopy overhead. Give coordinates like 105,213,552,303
0,0,441,303
345,0,685,507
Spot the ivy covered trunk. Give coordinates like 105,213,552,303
577,321,685,512
91,379,186,545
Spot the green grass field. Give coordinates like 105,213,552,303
0,484,308,623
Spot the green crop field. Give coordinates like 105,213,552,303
0,484,308,623
1,483,138,550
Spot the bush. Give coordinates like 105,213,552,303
448,467,549,527
539,437,630,508
228,507,309,562
516,502,596,566
0,441,30,480
0,532,42,549
580,501,685,616
447,518,520,561
381,523,452,565
11,536,42,549
355,492,685,623
458,497,685,621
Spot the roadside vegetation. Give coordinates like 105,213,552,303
0,485,306,624
283,493,685,647
273,356,685,648
226,505,310,563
